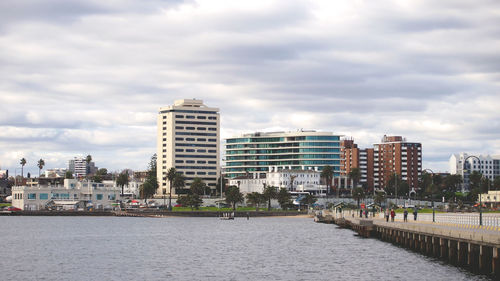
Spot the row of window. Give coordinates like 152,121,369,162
226,154,340,161
226,160,340,166
174,126,217,131
226,148,340,154
175,137,217,142
175,149,217,153
18,193,115,201
175,143,217,148
160,109,218,115
176,132,217,137
175,154,217,158
175,120,217,125
226,142,339,149
226,136,340,143
174,160,217,164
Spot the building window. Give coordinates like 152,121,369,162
186,138,195,141
96,194,103,200
28,193,36,200
175,126,184,130
186,116,195,119
208,128,217,131
208,116,217,120
197,116,206,119
197,127,206,130
40,193,48,200
175,149,184,152
197,149,206,153
197,138,206,141
208,139,217,142
175,138,184,141
176,115,184,118
186,127,195,130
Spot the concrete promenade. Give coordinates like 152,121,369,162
316,210,500,277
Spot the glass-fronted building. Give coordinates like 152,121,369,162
224,131,342,179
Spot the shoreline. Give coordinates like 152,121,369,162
0,210,310,218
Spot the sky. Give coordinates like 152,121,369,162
1,0,499,175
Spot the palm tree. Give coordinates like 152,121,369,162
263,185,278,211
166,167,177,210
352,187,365,208
116,171,130,196
321,165,333,195
37,158,45,178
85,154,92,176
348,168,361,189
20,158,26,180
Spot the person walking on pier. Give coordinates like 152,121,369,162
360,209,363,218
403,208,408,222
385,208,390,222
390,209,395,222
413,208,418,221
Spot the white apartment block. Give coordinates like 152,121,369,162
11,179,120,211
68,157,97,177
449,153,500,190
157,99,220,196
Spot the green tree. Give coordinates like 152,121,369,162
177,194,203,210
348,168,361,188
300,193,317,208
85,155,92,177
190,177,206,196
65,171,74,179
96,168,108,176
494,177,500,191
352,187,365,208
246,192,264,211
444,174,462,193
469,171,482,190
263,185,278,211
20,158,26,179
216,175,227,196
480,177,490,193
225,186,244,210
374,191,386,206
37,158,45,178
166,167,178,210
277,188,293,210
116,171,129,196
321,165,334,194
92,174,103,183
141,154,158,199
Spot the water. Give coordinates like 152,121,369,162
0,216,491,281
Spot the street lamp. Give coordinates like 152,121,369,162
422,168,435,222
463,155,482,226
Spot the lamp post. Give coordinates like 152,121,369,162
423,169,435,222
463,155,482,226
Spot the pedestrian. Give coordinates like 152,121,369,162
360,209,363,218
365,209,368,218
390,209,395,222
385,208,390,222
413,208,418,221
246,212,249,220
403,208,408,222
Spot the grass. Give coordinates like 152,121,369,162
0,203,11,208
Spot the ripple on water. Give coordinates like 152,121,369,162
0,216,492,281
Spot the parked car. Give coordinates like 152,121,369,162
5,206,22,211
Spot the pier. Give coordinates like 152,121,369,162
315,210,500,278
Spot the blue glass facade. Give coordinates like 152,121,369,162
224,132,342,178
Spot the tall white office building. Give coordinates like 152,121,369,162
156,99,220,196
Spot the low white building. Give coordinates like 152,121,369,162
229,174,266,194
228,167,325,194
11,179,121,211
480,191,500,208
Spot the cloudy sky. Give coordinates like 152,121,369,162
1,0,499,175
